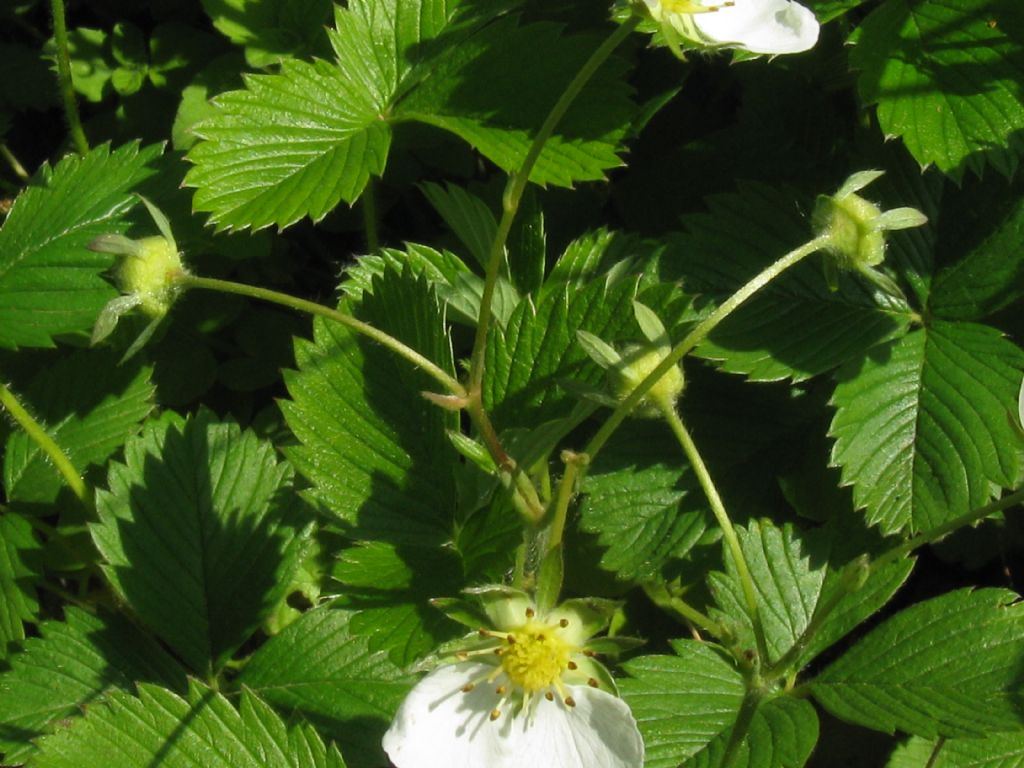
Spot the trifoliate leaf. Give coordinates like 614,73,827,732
31,681,346,768
91,410,313,675
688,695,819,768
810,588,1024,738
186,0,635,231
578,420,711,582
888,732,1024,767
0,514,40,658
830,321,1024,535
240,607,413,768
282,265,457,545
852,0,1024,179
707,520,914,668
0,142,161,349
0,608,186,765
664,182,912,382
3,348,154,504
620,640,745,768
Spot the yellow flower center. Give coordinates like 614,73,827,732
500,622,572,693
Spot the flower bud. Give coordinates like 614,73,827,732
612,344,685,418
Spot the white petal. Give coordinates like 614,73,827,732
694,0,819,54
383,662,644,768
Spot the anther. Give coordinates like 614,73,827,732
567,661,578,670
494,648,504,656
565,696,577,708
506,634,515,644
588,678,599,688
545,692,554,701
559,619,569,628
495,685,507,695
490,709,501,721
525,608,535,619
461,683,475,692
583,649,596,657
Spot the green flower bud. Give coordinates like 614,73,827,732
612,344,685,418
812,170,927,297
113,234,186,318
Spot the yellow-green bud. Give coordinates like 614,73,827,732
612,344,685,417
813,192,885,271
115,235,186,318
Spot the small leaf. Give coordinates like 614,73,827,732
91,410,312,675
32,681,346,768
240,607,413,768
688,696,819,768
620,640,745,768
0,608,186,765
3,348,154,504
420,182,497,271
810,588,1024,737
852,0,1024,179
830,321,1024,535
0,142,161,349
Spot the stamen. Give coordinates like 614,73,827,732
495,685,507,695
490,708,501,721
583,650,596,657
461,683,475,692
545,692,554,701
588,678,599,688
567,661,578,670
525,607,535,619
559,619,569,628
506,634,516,644
565,696,577,708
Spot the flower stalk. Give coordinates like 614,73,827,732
50,0,89,156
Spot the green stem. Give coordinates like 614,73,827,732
720,690,761,768
546,451,588,550
584,235,828,461
1,143,29,181
467,16,641,398
0,382,91,510
50,0,89,156
661,404,769,664
643,581,727,639
361,180,379,253
179,274,465,397
924,737,946,768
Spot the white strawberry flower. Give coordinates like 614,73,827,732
642,0,820,56
382,587,644,768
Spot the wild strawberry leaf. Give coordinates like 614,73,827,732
687,696,819,768
888,732,1024,768
0,513,40,659
852,0,1024,179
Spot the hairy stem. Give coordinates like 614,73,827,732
643,581,727,639
179,274,464,397
584,235,828,461
661,404,769,664
467,16,641,398
546,450,588,550
50,0,89,156
0,382,92,510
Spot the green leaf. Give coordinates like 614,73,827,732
331,541,463,666
483,277,643,429
0,608,186,765
810,588,1024,738
282,265,457,545
0,142,161,349
420,181,497,271
664,183,912,382
397,19,634,188
688,696,819,768
186,2,635,231
239,607,413,768
3,349,154,504
889,732,1024,767
91,410,312,675
851,0,1024,179
707,519,914,668
619,640,745,768
31,681,346,768
578,421,711,582
929,188,1024,320
201,0,331,67
0,514,40,657
830,321,1024,535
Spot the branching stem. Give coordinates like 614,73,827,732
50,0,89,156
